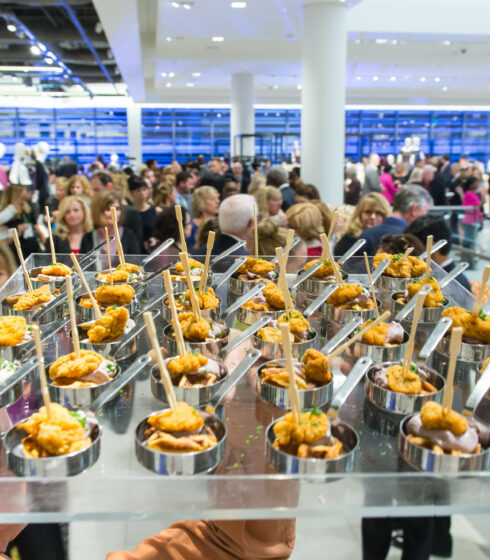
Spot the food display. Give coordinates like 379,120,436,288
167,288,219,312
96,263,145,284
242,282,285,312
171,258,204,281
360,320,404,347
49,349,117,388
80,284,135,308
145,401,217,453
175,312,226,343
6,284,54,311
236,257,277,282
371,363,438,395
17,402,92,458
36,263,72,279
442,306,490,344
260,349,331,390
85,306,130,343
406,401,490,456
0,316,29,347
303,258,342,280
167,352,224,388
374,252,426,278
272,407,343,459
326,284,374,311
257,310,314,344
395,276,444,308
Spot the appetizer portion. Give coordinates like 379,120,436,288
395,276,444,308
236,257,277,282
86,306,130,343
17,402,91,457
7,284,54,311
273,407,343,459
371,363,437,395
38,263,72,278
167,352,224,388
80,284,135,308
96,263,145,284
0,316,28,346
167,288,219,312
303,258,342,280
260,349,331,390
326,284,375,311
176,312,226,343
145,401,217,453
406,401,490,455
374,252,426,279
442,306,490,344
360,320,404,347
49,349,117,388
257,310,315,344
243,282,285,312
171,258,204,281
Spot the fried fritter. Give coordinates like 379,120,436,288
174,258,203,274
40,263,71,277
12,284,52,310
373,252,426,278
263,281,285,310
407,277,444,308
177,312,210,341
277,310,310,334
147,401,204,433
302,348,332,384
362,322,389,346
49,349,103,380
167,352,208,376
326,284,363,307
273,408,328,446
18,403,90,457
442,306,490,344
304,258,341,279
257,326,293,343
116,263,142,274
0,316,27,346
260,368,309,390
386,364,422,394
87,306,129,343
97,269,128,283
94,284,135,306
173,288,219,311
420,400,468,436
146,430,217,453
237,257,276,276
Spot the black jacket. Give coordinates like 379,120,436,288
280,185,296,211
429,172,448,206
334,233,359,256
123,206,143,251
80,228,141,255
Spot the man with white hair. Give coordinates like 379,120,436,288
194,194,253,263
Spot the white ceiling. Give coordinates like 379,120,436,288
92,0,490,106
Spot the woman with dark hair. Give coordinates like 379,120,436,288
128,174,156,250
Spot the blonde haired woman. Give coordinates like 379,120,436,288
285,202,324,257
189,186,220,247
52,195,92,255
154,180,177,211
255,186,287,226
247,173,266,196
334,192,391,255
66,174,93,205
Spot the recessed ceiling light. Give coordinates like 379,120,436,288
272,84,279,89
182,2,192,9
166,36,172,42
38,43,46,52
44,57,53,65
434,76,441,82
192,72,201,77
375,38,387,44
186,82,194,87
390,76,396,81
171,1,179,7
168,72,175,78
212,36,224,42
420,76,426,82
161,72,167,77
231,1,247,7
297,85,302,90
30,45,41,55
373,75,379,81
390,39,398,45
442,86,448,91
443,40,451,46
6,24,16,33
356,76,362,81
166,82,172,88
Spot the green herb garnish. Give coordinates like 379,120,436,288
479,309,487,320
68,410,86,428
310,406,322,416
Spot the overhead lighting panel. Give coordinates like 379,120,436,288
212,36,224,42
231,1,247,7
6,23,16,32
30,45,41,55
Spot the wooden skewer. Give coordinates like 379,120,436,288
328,310,391,360
283,228,295,267
162,269,186,357
472,265,490,316
32,324,52,418
175,205,188,254
110,206,125,268
321,233,343,285
10,228,33,292
279,322,301,425
398,246,414,264
327,211,337,243
253,204,259,261
401,290,427,375
179,252,201,320
275,247,292,313
320,232,328,260
423,235,433,282
363,252,379,319
442,326,463,410
105,227,114,286
70,252,103,320
144,312,178,412
66,275,80,358
199,231,215,293
44,206,56,264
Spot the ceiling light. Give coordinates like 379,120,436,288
44,57,53,65
375,38,387,44
373,75,379,81
186,82,194,87
355,39,361,45
434,76,441,82
443,40,451,46
297,85,302,90
231,1,247,7
166,36,172,42
212,36,224,42
390,39,398,45
37,43,46,53
390,76,396,81
161,72,167,77
0,65,63,73
171,1,180,7
183,2,192,9
356,76,362,81
192,72,201,77
272,84,278,89
420,76,426,82
442,86,448,91
95,22,103,34
6,24,16,33
166,82,172,88
30,45,41,55
168,72,175,78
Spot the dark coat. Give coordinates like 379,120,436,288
80,228,141,255
280,185,296,211
359,216,408,255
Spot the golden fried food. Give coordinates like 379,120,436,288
420,401,468,436
147,401,204,433
386,364,422,394
407,276,444,308
172,288,219,311
257,326,293,343
49,349,103,380
12,284,52,310
40,263,71,277
304,258,341,279
326,284,363,307
260,368,309,390
273,408,328,446
18,403,90,457
97,269,128,283
362,322,389,346
373,252,426,278
277,310,310,334
174,258,203,274
297,439,343,460
167,352,208,376
482,357,490,373
0,316,27,346
87,306,129,343
177,312,210,341
302,348,332,384
237,256,276,276
116,263,142,274
442,306,490,344
94,284,135,306
146,429,217,453
263,282,285,310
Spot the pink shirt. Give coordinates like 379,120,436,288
462,190,482,225
379,172,398,204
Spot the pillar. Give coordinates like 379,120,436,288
230,72,255,158
301,0,347,204
127,101,142,170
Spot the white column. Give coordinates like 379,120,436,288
127,101,142,170
230,72,255,158
301,0,347,205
